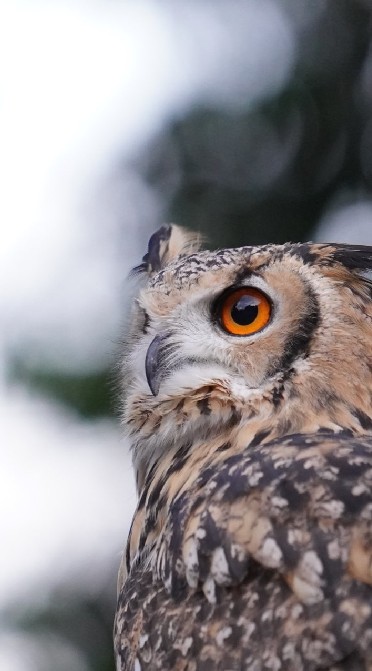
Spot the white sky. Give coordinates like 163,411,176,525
1,386,136,607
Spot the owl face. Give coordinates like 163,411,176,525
131,247,320,397
123,226,372,486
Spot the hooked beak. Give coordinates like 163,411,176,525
145,333,169,396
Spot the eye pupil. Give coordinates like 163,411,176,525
231,297,259,326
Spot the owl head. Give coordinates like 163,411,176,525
122,225,372,490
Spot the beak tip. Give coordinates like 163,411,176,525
147,376,160,397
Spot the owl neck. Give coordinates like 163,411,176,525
128,363,372,495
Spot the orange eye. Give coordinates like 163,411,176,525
218,287,271,336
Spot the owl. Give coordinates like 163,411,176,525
114,224,372,671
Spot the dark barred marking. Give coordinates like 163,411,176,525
174,398,185,414
273,282,320,375
216,442,232,452
249,429,272,448
225,406,242,430
278,478,310,511
197,397,212,416
353,408,372,431
154,493,167,519
125,516,135,573
166,455,190,477
292,243,319,265
147,474,168,510
274,526,301,569
272,382,285,409
137,489,148,512
173,440,194,461
331,244,372,271
142,310,150,334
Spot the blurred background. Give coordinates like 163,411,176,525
2,0,372,669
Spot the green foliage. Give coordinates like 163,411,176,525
10,360,117,419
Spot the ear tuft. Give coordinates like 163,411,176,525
132,224,204,276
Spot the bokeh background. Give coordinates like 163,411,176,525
2,1,372,669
